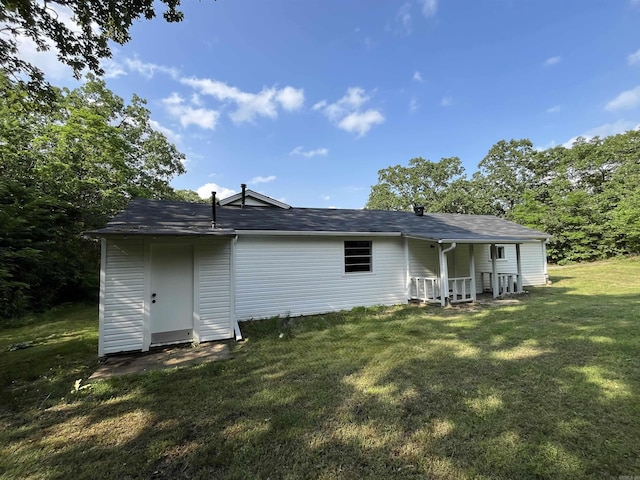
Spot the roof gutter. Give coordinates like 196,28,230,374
234,230,402,237
403,235,548,244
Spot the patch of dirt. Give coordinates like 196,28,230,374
89,342,231,380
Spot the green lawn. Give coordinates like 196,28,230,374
1,258,640,479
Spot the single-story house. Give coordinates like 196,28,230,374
89,187,549,356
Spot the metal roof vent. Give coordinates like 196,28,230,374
413,205,424,216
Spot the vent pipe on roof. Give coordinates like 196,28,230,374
241,183,247,208
413,204,424,216
211,191,217,227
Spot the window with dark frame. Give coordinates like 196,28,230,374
344,240,372,273
490,245,506,260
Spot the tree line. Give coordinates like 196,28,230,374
366,134,640,264
0,75,202,319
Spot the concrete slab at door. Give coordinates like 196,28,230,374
150,244,193,344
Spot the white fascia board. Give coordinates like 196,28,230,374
235,230,402,237
219,190,291,209
403,234,548,244
438,237,548,244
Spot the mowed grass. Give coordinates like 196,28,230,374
1,258,640,479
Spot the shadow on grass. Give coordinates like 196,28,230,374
2,287,640,479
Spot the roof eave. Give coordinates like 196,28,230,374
234,230,402,237
84,229,237,238
403,234,549,243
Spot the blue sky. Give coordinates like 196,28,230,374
22,0,640,208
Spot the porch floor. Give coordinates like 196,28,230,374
409,292,524,308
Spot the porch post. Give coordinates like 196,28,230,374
516,243,523,293
404,236,410,300
469,244,476,302
491,243,499,298
542,240,549,284
439,244,448,306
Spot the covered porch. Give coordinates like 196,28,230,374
408,241,526,306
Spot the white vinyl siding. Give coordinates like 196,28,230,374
197,239,232,341
100,239,145,355
449,245,471,278
407,238,439,278
234,235,406,320
518,242,547,286
474,243,547,289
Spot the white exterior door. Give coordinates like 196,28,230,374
150,244,194,343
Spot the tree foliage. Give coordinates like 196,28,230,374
0,0,199,93
366,157,493,214
367,131,640,264
0,74,185,318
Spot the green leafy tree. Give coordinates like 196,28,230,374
478,139,536,216
173,189,209,203
31,74,185,227
366,157,491,213
0,0,205,93
0,74,185,318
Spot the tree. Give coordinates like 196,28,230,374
31,74,186,227
0,0,204,93
478,139,536,216
173,189,209,203
366,157,486,213
0,74,186,318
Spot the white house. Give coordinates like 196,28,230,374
89,188,549,356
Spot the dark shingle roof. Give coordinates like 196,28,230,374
89,198,549,242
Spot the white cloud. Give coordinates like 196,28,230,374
321,195,331,201
338,110,385,137
125,58,179,79
289,146,329,158
312,100,327,111
409,96,418,112
395,3,413,35
180,77,304,124
544,56,562,67
162,93,220,130
418,0,438,17
163,92,183,105
16,35,75,81
250,175,276,184
102,59,127,79
413,71,423,82
563,120,640,147
547,105,561,113
628,49,640,66
196,183,237,200
149,120,182,145
314,87,384,137
276,86,305,111
605,85,640,111
441,96,453,107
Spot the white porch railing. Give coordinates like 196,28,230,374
480,272,520,295
410,277,474,304
410,277,440,303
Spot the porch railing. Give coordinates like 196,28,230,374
480,272,519,295
410,277,474,304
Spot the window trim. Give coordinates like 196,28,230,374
490,245,506,261
344,240,372,273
